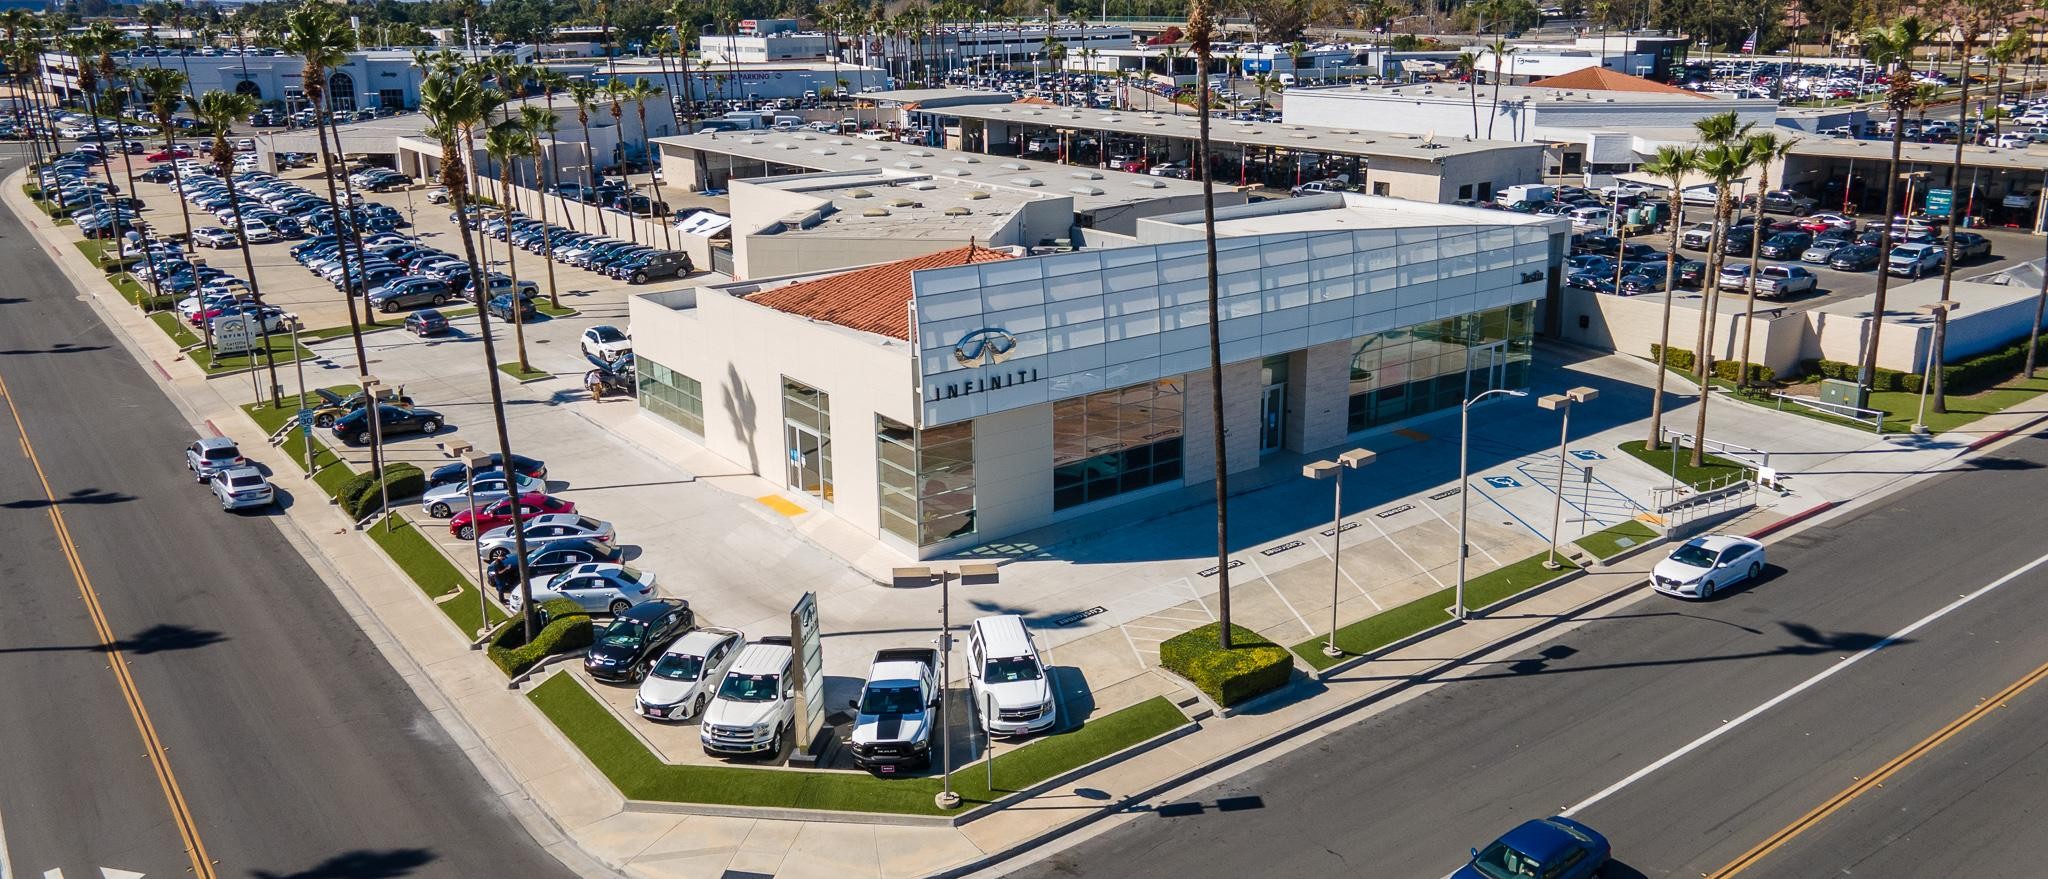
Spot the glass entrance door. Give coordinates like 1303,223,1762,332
1467,341,1509,398
1260,383,1287,452
785,423,826,499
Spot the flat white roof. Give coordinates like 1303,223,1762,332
1321,81,1769,107
1164,191,1569,237
939,100,1540,162
746,169,1045,240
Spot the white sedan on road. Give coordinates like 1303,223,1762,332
1652,534,1766,599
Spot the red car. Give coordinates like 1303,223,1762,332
147,147,192,162
447,492,576,540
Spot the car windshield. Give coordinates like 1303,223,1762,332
592,326,626,342
717,672,780,702
1670,542,1719,567
860,685,925,715
650,652,704,681
597,619,647,648
1470,841,1543,879
984,656,1042,683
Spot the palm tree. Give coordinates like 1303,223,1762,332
1452,51,1479,137
1285,40,1308,83
1930,15,1993,416
520,104,565,309
1187,0,1232,649
1989,29,2027,116
62,27,122,245
195,88,284,408
669,0,697,131
1857,16,1927,389
1640,145,1699,450
135,66,190,310
485,120,533,372
604,79,634,244
1736,131,1795,390
104,84,160,310
421,65,540,640
1485,36,1515,138
624,77,672,250
286,0,374,353
569,78,608,235
1688,135,1760,469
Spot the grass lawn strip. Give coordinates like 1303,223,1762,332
1615,439,1748,490
366,513,505,632
147,311,201,348
497,361,552,381
529,675,1185,814
193,335,316,374
535,301,579,318
1576,519,1659,561
1462,554,1578,609
1293,552,1579,671
1861,374,2048,435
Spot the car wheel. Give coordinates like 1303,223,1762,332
356,430,373,444
456,523,475,540
609,599,630,615
1748,562,1762,582
315,414,334,428
635,659,652,682
420,418,441,434
380,300,398,313
632,271,647,285
429,502,451,518
693,692,707,719
768,726,784,757
489,548,508,562
431,294,445,305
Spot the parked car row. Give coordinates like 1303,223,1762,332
469,207,697,286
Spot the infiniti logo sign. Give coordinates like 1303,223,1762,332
952,327,1017,368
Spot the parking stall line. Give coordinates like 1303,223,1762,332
1364,513,1446,588
1242,555,1316,638
1304,530,1381,610
1420,492,1501,568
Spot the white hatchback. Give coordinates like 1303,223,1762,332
1651,534,1766,599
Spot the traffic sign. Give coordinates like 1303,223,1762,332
297,408,314,435
1926,188,1954,217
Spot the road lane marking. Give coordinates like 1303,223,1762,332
0,369,217,879
1560,547,2048,820
1704,653,2048,877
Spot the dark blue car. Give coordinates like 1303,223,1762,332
1453,816,1610,879
428,453,547,488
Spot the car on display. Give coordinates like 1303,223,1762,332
1750,264,1820,297
420,468,546,517
525,563,658,615
1947,231,1993,261
239,218,277,243
184,436,245,482
967,614,1057,736
1799,212,1856,234
208,465,274,511
636,628,746,722
1887,242,1945,278
1451,816,1611,879
584,598,696,683
1564,273,1615,294
1800,236,1851,264
404,308,450,337
848,648,940,772
581,325,632,361
427,453,547,488
487,291,541,322
1651,534,1767,599
1755,189,1818,215
191,226,237,248
330,404,444,446
1828,243,1882,271
448,492,577,540
367,276,451,312
1757,231,1813,260
701,642,798,757
1675,259,1707,288
494,539,626,601
1616,273,1662,296
475,513,617,562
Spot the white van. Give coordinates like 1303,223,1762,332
1568,206,1612,228
966,615,1056,736
1495,183,1554,206
699,641,797,756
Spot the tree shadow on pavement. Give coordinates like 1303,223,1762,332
1450,619,1904,684
0,623,226,655
1,486,135,508
250,848,436,879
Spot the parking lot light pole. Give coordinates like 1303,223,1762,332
1457,388,1528,620
1912,301,1961,434
1303,448,1375,657
286,313,311,473
442,440,494,636
1537,386,1600,570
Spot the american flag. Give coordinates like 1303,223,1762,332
1741,28,1758,54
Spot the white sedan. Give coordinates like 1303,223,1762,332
636,628,745,722
517,563,657,615
475,513,616,562
1651,534,1766,599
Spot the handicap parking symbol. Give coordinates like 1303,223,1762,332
1483,475,1522,489
1570,449,1607,461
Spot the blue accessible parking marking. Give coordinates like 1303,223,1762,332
1570,449,1608,461
1484,475,1522,489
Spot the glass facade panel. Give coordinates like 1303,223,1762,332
1051,379,1186,511
783,377,833,503
639,358,704,437
1346,303,1534,433
875,416,978,547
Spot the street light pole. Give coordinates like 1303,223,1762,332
1456,388,1528,620
1537,386,1599,570
1303,448,1374,657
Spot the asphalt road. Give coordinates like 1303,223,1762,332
0,150,579,877
1006,435,2048,878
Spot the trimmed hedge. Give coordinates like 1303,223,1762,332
1808,332,2048,396
487,597,593,677
340,462,424,518
1159,623,1295,706
1650,345,1773,384
1807,358,1911,391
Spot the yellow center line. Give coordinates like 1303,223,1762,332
0,367,218,879
1706,654,2048,877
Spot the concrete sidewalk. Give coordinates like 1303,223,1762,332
19,169,2048,879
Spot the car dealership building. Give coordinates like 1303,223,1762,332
628,193,1566,558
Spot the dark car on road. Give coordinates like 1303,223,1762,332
404,307,450,337
331,404,444,446
1451,816,1610,879
1829,243,1882,271
584,598,696,683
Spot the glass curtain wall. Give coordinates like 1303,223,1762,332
1052,379,1186,511
1346,303,1534,433
876,417,977,547
639,358,705,437
783,377,834,503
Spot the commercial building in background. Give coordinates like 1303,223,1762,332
628,194,1564,559
41,48,428,112
1281,71,1775,186
1468,35,1692,84
698,21,1132,71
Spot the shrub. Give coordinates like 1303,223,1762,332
337,470,378,512
487,598,594,677
1158,623,1295,706
1712,359,1774,384
1649,344,1695,373
340,463,424,518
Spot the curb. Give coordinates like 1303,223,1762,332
1310,565,1590,682
624,798,962,827
1965,410,2048,451
1747,501,1835,539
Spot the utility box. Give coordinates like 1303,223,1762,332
1820,378,1867,410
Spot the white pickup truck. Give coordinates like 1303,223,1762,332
699,640,797,758
847,648,940,773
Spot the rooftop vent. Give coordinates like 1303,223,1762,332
1070,170,1103,180
1001,161,1027,170
1069,185,1104,196
1012,177,1043,187
846,188,873,198
944,206,972,216
849,154,876,162
952,155,979,163
811,148,836,155
795,133,815,140
888,198,920,207
892,161,923,169
941,167,970,176
773,142,797,150
906,181,938,191
966,191,991,200
862,208,891,217
831,138,852,145
909,149,933,157
1132,177,1166,188
739,136,763,145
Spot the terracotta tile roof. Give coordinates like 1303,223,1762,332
1526,67,1710,99
743,245,1013,340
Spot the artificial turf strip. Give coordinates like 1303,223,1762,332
1577,519,1660,561
366,513,504,632
528,675,1186,814
496,361,552,381
1616,439,1749,489
147,311,201,349
1293,552,1579,671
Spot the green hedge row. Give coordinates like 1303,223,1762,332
1650,345,1774,383
1159,623,1295,706
1808,332,2048,396
487,598,593,677
339,462,424,519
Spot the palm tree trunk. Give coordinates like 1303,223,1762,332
1860,87,1909,389
1690,194,1730,468
1738,167,1770,388
502,164,529,372
534,135,562,309
219,170,283,408
1648,192,1681,448
310,88,369,373
1196,45,1231,650
1931,54,1972,415
640,106,672,251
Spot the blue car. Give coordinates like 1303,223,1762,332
1453,816,1610,879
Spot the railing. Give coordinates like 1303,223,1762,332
1660,425,1769,470
1650,471,1757,530
1772,392,1885,434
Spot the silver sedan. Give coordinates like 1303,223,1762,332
475,513,616,562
